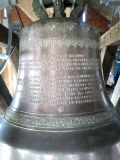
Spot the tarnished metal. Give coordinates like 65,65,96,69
32,0,86,19
0,1,120,159
0,18,120,160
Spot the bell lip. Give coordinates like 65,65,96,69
0,117,120,154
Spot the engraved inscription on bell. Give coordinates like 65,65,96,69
8,21,110,118
14,22,104,115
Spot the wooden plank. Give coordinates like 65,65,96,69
101,46,107,64
0,76,12,106
0,25,18,101
111,76,120,107
0,24,19,73
11,46,19,72
0,24,18,46
100,22,120,49
115,98,120,112
102,46,118,82
18,0,38,21
0,96,7,115
91,0,112,21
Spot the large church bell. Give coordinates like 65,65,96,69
0,0,120,159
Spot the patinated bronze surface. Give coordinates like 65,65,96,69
0,1,120,160
32,0,86,19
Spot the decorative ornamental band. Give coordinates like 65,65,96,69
20,39,99,50
5,108,117,130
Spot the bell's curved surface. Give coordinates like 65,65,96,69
0,3,120,159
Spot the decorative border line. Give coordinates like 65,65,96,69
5,108,117,129
20,39,99,49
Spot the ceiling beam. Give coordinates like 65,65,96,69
0,24,19,97
91,0,113,21
0,24,18,46
100,21,120,48
0,76,12,106
17,0,38,21
102,46,117,82
18,0,113,22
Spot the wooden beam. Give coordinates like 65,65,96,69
17,0,38,21
101,47,107,64
102,46,118,82
88,6,109,32
0,96,7,115
11,46,19,72
91,0,113,21
115,98,120,112
0,24,18,46
0,24,18,100
0,24,19,72
100,22,120,49
0,76,12,106
111,76,120,107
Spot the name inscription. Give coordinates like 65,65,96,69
17,52,101,110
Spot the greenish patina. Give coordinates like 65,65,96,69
32,0,87,19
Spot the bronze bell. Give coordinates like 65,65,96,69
0,1,120,159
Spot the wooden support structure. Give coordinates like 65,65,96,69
111,76,120,107
115,98,120,113
91,0,112,21
0,24,18,46
0,24,19,106
18,0,38,21
0,76,12,106
100,22,120,78
102,46,118,82
100,22,120,49
0,95,7,116
100,21,120,106
101,47,107,64
0,24,19,71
